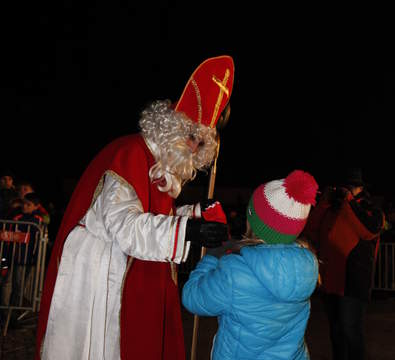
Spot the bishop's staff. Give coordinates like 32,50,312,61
190,104,231,360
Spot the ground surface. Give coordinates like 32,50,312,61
1,292,394,359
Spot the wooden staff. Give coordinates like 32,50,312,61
190,133,220,360
189,103,230,360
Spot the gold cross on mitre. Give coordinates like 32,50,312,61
210,69,230,128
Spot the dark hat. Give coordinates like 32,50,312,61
344,168,366,187
0,168,15,179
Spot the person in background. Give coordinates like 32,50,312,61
227,206,244,239
0,169,18,308
35,55,234,360
6,197,24,220
1,192,44,309
182,170,320,360
5,180,51,224
15,180,50,224
0,169,18,219
13,192,44,242
303,168,385,360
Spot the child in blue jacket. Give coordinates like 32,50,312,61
182,170,320,360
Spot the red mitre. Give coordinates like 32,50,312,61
175,55,234,128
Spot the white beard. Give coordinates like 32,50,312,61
139,100,217,198
149,139,196,198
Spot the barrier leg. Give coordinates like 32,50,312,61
3,308,12,336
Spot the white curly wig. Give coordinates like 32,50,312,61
139,100,217,198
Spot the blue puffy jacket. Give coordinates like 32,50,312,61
182,243,318,360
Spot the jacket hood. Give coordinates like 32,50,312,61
241,243,318,302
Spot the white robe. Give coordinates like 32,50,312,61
42,173,197,360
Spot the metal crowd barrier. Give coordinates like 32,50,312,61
0,219,49,335
373,242,395,291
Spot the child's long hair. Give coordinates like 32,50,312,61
230,222,264,253
232,222,322,287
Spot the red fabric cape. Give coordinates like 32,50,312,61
35,134,185,359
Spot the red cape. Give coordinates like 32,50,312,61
35,134,185,359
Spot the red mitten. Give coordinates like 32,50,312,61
201,201,227,224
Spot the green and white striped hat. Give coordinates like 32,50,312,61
247,170,318,244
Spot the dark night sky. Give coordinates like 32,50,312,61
2,2,395,208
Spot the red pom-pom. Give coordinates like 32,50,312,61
284,170,318,205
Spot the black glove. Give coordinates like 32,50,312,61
206,239,238,259
185,218,228,248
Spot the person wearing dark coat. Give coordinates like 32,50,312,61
303,168,384,360
0,169,18,219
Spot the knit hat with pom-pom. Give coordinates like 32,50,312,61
246,170,318,245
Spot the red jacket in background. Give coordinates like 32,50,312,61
303,190,383,300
